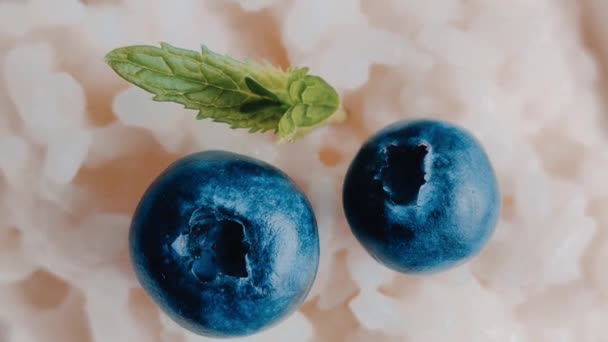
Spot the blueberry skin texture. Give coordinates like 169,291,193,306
130,151,319,338
343,120,500,274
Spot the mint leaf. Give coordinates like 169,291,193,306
104,42,343,141
244,77,281,102
279,74,341,141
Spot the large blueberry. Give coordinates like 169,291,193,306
343,120,500,273
130,151,319,337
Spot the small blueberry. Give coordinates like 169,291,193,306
130,151,319,337
342,119,500,274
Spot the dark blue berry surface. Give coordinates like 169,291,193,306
130,151,319,337
343,120,500,273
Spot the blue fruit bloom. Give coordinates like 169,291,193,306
130,151,319,338
342,120,500,274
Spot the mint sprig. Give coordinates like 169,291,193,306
104,43,343,142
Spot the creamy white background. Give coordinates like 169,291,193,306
0,0,607,341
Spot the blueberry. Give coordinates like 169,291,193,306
342,120,500,273
130,151,319,337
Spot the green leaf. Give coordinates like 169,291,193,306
278,75,340,141
244,76,281,102
104,42,342,141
